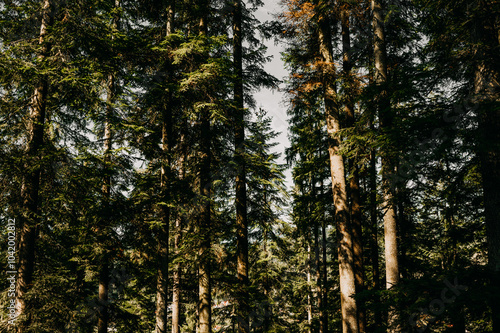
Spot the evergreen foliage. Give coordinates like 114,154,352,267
1,0,499,332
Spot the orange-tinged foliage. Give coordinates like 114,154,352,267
282,0,316,30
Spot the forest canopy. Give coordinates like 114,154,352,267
1,0,499,333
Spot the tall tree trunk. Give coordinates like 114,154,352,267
171,208,181,333
314,215,323,333
98,3,120,332
371,0,400,331
16,1,52,329
198,3,212,332
155,99,172,333
172,122,185,333
368,42,383,329
98,72,114,333
262,226,272,332
369,145,382,329
472,4,500,330
198,108,212,333
156,2,175,332
233,1,249,332
321,219,329,333
318,5,359,333
341,5,366,332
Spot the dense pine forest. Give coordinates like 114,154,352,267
1,0,499,332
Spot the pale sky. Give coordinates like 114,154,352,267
254,0,293,190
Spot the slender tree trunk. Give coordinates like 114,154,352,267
318,5,359,333
155,101,172,333
341,6,366,332
16,1,52,329
321,219,329,333
198,110,212,333
98,70,114,333
198,3,212,332
371,0,400,331
172,123,185,333
369,145,382,328
314,216,323,333
367,42,383,329
97,251,110,333
233,1,249,332
156,2,175,332
263,227,271,331
97,4,121,332
171,211,182,333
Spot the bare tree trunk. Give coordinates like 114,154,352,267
341,6,366,332
321,219,329,333
198,111,212,333
156,2,175,332
369,147,382,328
97,3,121,332
314,216,323,333
367,41,383,329
172,123,185,333
16,1,52,330
233,0,249,331
371,0,400,331
98,70,114,333
155,106,171,333
318,5,359,333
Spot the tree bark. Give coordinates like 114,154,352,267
98,64,117,333
371,0,400,331
318,5,359,333
321,219,329,333
198,110,212,333
314,214,323,333
172,122,185,333
97,3,121,332
369,144,382,329
16,1,52,330
156,2,175,332
341,6,366,332
233,0,249,332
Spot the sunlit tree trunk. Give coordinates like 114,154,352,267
341,5,365,332
16,1,52,330
371,0,400,331
318,4,359,332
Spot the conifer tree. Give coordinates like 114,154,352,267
14,0,51,328
232,1,250,332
